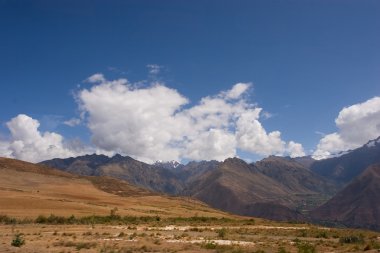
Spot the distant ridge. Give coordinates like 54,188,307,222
311,136,380,184
41,154,183,194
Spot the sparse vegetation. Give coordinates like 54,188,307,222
1,213,380,252
297,242,316,253
1,214,243,226
202,241,217,249
53,240,97,250
278,246,290,253
339,234,364,244
11,233,25,247
217,227,227,238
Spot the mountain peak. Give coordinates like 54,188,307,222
223,157,246,165
365,136,380,148
154,160,183,169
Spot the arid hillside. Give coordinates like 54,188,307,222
0,157,230,219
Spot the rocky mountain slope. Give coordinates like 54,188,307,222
310,136,380,184
311,163,380,231
185,157,307,221
254,156,337,195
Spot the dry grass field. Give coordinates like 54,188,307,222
1,221,380,252
0,157,229,218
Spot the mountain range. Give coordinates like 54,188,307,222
14,135,380,231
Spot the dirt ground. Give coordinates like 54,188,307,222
1,223,380,253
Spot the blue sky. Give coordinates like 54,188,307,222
0,0,379,163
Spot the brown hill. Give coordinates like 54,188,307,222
0,157,229,219
311,163,380,231
186,158,307,221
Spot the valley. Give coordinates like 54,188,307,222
39,137,380,230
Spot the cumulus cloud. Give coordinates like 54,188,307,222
0,140,12,158
313,96,380,159
184,129,237,161
287,141,306,158
235,109,286,156
0,114,85,162
77,74,304,162
222,82,251,99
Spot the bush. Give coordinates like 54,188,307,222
217,228,227,238
202,241,217,249
0,215,17,224
297,242,316,253
278,247,290,253
339,234,364,244
316,231,328,238
11,233,25,247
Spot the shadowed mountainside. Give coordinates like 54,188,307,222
311,163,380,231
310,136,380,184
254,156,337,196
41,154,183,194
185,157,339,221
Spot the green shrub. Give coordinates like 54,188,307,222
11,233,25,247
217,228,227,238
202,241,217,249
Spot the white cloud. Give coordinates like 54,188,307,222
77,75,304,162
313,96,380,159
222,82,251,99
235,109,287,156
64,118,81,127
79,80,188,162
0,114,85,162
147,64,162,75
184,129,237,161
86,73,106,83
261,111,273,120
0,75,306,163
0,140,12,158
287,141,306,158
